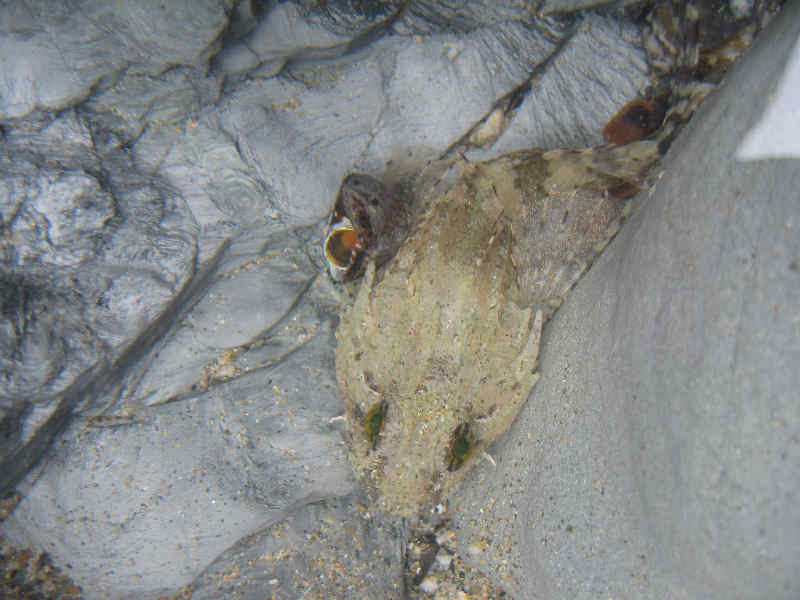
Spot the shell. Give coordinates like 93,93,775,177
324,173,409,282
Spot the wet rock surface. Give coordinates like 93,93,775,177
0,1,797,599
191,495,405,600
449,5,800,599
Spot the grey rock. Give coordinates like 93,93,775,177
0,1,727,598
737,19,800,159
539,0,642,14
2,304,356,598
399,0,559,33
0,111,197,493
452,3,800,599
190,496,404,599
467,12,649,158
0,0,232,120
213,2,350,81
82,66,223,142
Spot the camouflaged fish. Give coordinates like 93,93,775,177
328,0,773,517
333,140,660,516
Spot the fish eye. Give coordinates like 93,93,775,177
363,401,387,450
447,423,473,471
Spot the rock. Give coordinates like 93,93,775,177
0,0,232,120
0,111,197,493
190,496,405,599
451,3,800,599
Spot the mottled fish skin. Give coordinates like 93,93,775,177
335,140,659,517
468,141,659,318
